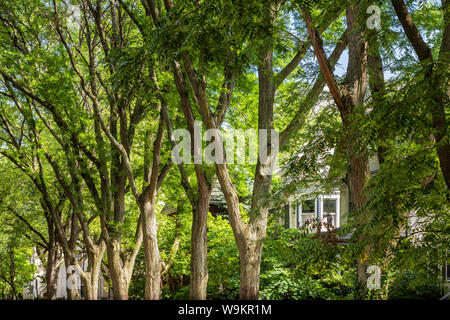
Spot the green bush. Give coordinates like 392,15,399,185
259,225,356,300
206,213,240,299
388,270,440,300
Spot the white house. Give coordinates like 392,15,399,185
280,154,450,299
23,248,111,300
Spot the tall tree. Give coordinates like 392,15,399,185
150,0,346,299
303,2,372,297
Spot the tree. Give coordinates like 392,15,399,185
391,0,450,191
143,0,346,299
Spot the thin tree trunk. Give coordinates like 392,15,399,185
368,29,387,164
8,250,18,299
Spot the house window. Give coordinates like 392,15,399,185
319,197,340,228
323,199,337,213
298,199,316,228
302,200,315,214
322,199,337,227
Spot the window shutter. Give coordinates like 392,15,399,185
316,198,321,220
284,205,290,228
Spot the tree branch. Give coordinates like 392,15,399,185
280,30,348,146
391,0,433,62
303,9,344,110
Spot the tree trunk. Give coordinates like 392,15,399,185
8,250,18,299
106,239,129,300
234,13,276,299
142,199,163,300
341,4,370,299
212,5,276,300
349,154,370,299
45,243,61,300
239,163,273,300
83,277,96,301
64,255,81,300
433,108,450,190
368,29,388,165
239,239,264,300
430,63,450,191
177,0,281,302
82,242,106,300
189,175,210,300
140,118,166,300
